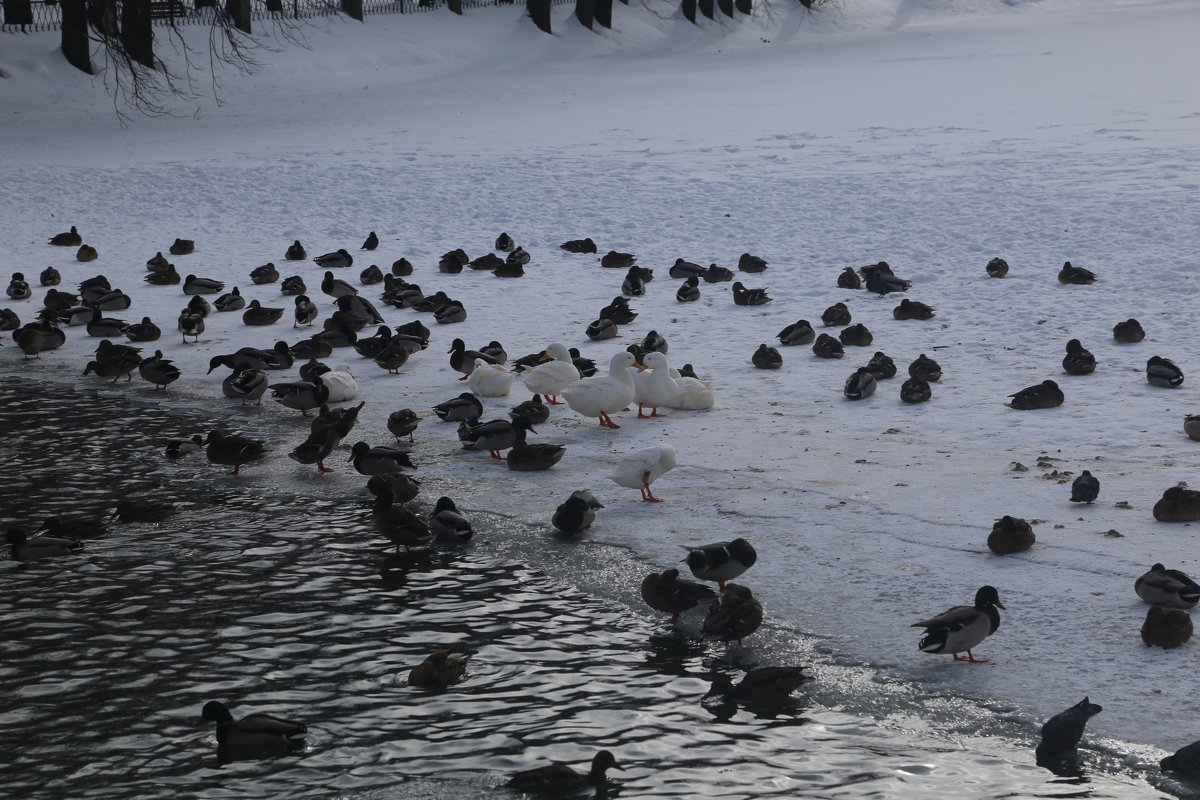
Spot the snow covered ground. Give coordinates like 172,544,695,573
2,0,1200,766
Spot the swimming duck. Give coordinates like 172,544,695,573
1112,318,1145,343
865,268,912,295
836,266,862,289
270,376,331,417
684,537,756,591
243,300,285,327
610,444,676,502
600,250,636,269
702,584,763,644
752,343,784,369
433,392,483,422
731,281,771,306
165,434,206,458
908,354,942,382
461,415,535,460
912,585,1004,662
1147,356,1184,387
1161,741,1200,774
821,302,851,327
1036,697,1103,766
49,226,82,247
1007,379,1064,409
986,257,1009,278
676,276,701,302
506,438,566,472
199,700,306,751
76,244,98,262
285,240,306,261
349,442,415,476
1185,415,1200,441
1142,606,1192,649
7,273,32,300
408,644,471,690
7,528,83,561
810,334,843,360
893,299,935,320
138,351,180,390
704,666,813,702
703,263,734,283
1062,339,1096,375
361,231,379,251
510,394,550,425
360,264,384,285
585,318,619,341
467,359,514,397
987,515,1035,554
505,750,622,794
552,490,604,534
621,266,646,297
521,343,580,405
863,351,896,380
839,323,873,347
168,238,195,256
314,249,353,269
212,287,245,313
204,430,269,475
1058,261,1096,284
430,496,473,542
182,274,222,295
738,253,768,273
560,238,598,254
670,259,705,279
1153,485,1200,522
39,266,61,287
186,294,212,318
222,367,268,406
777,319,815,346
1135,564,1200,608
563,351,640,428
640,567,716,623
1070,470,1099,503
280,275,307,296
844,367,877,400
599,296,637,325
287,428,340,473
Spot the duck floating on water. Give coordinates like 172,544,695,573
504,750,622,794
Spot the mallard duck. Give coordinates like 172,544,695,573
368,472,422,510
865,268,912,295
467,359,514,397
599,296,637,325
336,293,384,325
288,428,340,473
912,585,1004,662
1135,564,1200,608
213,287,245,313
844,367,877,400
76,244,98,262
488,231,514,253
270,376,331,417
1147,355,1184,387
280,275,307,296
839,323,873,347
702,584,763,644
461,415,535,460
504,750,622,793
1007,379,1064,409
1142,606,1192,649
430,496,473,542
284,296,317,330
249,262,278,285
704,666,813,702
39,266,61,287
7,273,32,300
314,324,357,349
1153,485,1200,522
205,430,269,475
552,490,603,534
285,240,306,261
683,537,756,591
360,264,384,285
810,334,843,360
600,250,636,269
863,351,896,380
506,438,566,472
732,281,771,306
987,515,1035,554
310,400,364,441
438,248,468,273
561,237,597,254
640,568,716,623
1184,415,1200,441
670,259,705,279
168,238,195,256
434,301,467,324
392,285,424,309
374,343,411,374
433,392,483,422
703,263,734,283
95,338,141,366
836,266,861,289
893,299,935,320
86,307,128,338
139,351,180,390
447,338,499,379
320,271,358,303
1062,339,1096,375
776,319,814,347
83,355,138,382
384,409,419,443
585,318,619,340
510,394,550,425
676,276,701,302
242,300,285,327
182,274,222,295
1058,261,1096,284
91,288,131,312
31,316,65,350
1162,741,1200,774
166,434,206,458
986,257,1009,278
1035,698,1103,765
1112,318,1145,343
42,288,77,311
314,249,353,269
222,367,268,406
199,700,306,751
351,325,394,360
563,351,640,429
1070,470,1099,503
408,644,471,690
7,528,83,561
821,302,851,327
752,343,783,369
621,265,646,297
609,445,676,502
49,225,82,246
348,442,415,475
908,353,942,382
186,294,212,318
174,311,202,344
738,253,767,273
391,258,413,276
297,357,331,382
14,326,46,360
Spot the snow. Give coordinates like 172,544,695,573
2,0,1200,765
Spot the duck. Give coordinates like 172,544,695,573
552,490,603,534
14,326,46,360
676,276,701,302
91,288,132,312
738,253,768,273
165,434,206,458
1062,339,1096,375
385,409,420,443
433,392,483,422
31,316,65,351
752,343,783,369
270,376,331,417
640,568,716,623
76,244,98,262
348,442,415,476
85,307,128,339
732,282,771,306
248,262,278,285
392,284,425,309
467,358,514,397
204,430,269,475
408,644,471,690
563,351,640,429
1161,741,1200,774
42,288,77,311
361,231,379,250
599,296,637,325
138,351,181,390
667,369,714,411
670,259,705,279
609,444,676,502
438,248,469,273
1135,564,1200,608
430,496,473,542
83,356,137,383
7,528,83,561
864,351,896,380
243,300,285,327
621,266,646,297
1058,261,1096,284
986,257,1009,278
7,273,32,300
182,274,223,295
445,338,498,380
433,300,467,324
368,473,423,511
1153,485,1200,522
864,267,912,295
569,348,597,378
821,302,851,327
1184,415,1200,441
893,298,935,320
291,295,318,328
38,266,61,287
505,751,622,793
360,264,384,285
285,240,306,261
633,351,680,418
908,354,942,382
1142,606,1192,649
214,287,246,313
585,318,619,340
336,293,384,325
351,325,394,360
704,666,813,702
836,266,862,289
987,515,1035,555
560,237,598,254
1070,470,1099,503
839,323,873,347
312,400,364,441
510,394,550,425
490,231,515,252
144,252,170,271
777,319,815,346
1036,698,1103,766
288,428,340,473
222,367,268,406
314,249,353,269
461,415,535,460
292,333,333,360
501,255,528,274
198,700,307,751
600,250,636,269
1147,355,1184,387
1112,318,1145,343
314,323,358,349
472,254,505,271
703,263,734,283
506,438,566,472
49,225,82,247
810,334,844,360
844,367,877,400
280,275,307,295
374,344,411,374
320,271,358,302
320,368,357,402
702,584,763,644
186,294,212,318
520,343,580,405
912,585,1004,662
1007,379,1064,409
168,237,195,256
683,537,756,591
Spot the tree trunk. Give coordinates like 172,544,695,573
342,0,363,20
734,0,750,13
698,0,713,18
680,0,695,23
226,0,250,31
61,0,93,74
593,0,611,28
716,0,732,16
526,0,550,33
573,0,592,29
121,0,155,69
447,0,461,14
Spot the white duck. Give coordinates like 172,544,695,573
633,351,680,418
609,445,677,502
522,342,580,405
668,370,715,411
322,366,358,403
563,350,639,429
467,358,514,397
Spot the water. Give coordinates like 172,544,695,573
0,378,1182,799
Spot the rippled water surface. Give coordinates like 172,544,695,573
0,379,1181,799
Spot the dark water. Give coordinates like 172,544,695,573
0,378,1180,799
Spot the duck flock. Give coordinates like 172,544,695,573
7,224,1200,788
